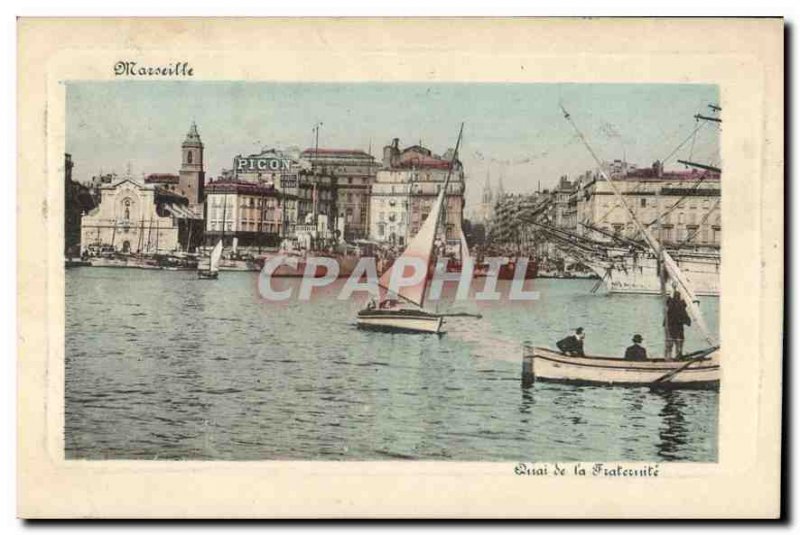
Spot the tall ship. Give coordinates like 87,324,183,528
512,104,721,296
581,247,719,296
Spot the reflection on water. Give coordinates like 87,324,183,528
66,269,718,461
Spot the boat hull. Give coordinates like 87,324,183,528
585,253,720,296
357,309,444,334
526,347,720,389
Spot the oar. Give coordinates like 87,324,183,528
651,346,719,385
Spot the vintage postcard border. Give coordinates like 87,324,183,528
18,18,783,518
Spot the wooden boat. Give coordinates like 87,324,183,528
357,124,465,335
524,346,720,390
197,240,222,280
357,307,444,334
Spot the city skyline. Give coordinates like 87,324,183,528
66,82,719,209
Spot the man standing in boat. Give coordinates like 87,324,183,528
556,327,585,357
625,334,648,361
665,286,692,360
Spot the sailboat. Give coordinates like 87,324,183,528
197,240,222,280
524,107,720,389
356,125,464,334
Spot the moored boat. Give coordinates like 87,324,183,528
524,346,720,389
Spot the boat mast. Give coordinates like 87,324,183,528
560,105,717,346
677,110,722,173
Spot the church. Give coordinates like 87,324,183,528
80,123,206,254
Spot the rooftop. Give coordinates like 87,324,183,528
145,173,180,184
206,179,280,195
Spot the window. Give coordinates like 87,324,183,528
640,198,646,208
187,151,193,164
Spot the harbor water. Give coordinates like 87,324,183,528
66,268,719,462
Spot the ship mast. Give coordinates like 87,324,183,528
560,104,717,347
677,108,722,173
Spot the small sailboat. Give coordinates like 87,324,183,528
525,107,721,390
197,240,222,280
357,124,464,334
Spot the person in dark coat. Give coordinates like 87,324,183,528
664,287,692,360
556,327,585,357
625,334,648,361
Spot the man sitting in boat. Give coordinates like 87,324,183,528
624,334,648,361
379,297,400,310
556,327,585,357
665,287,692,360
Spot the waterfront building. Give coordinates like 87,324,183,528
576,161,721,248
204,179,282,248
80,176,200,254
224,147,339,247
299,148,378,241
369,138,465,246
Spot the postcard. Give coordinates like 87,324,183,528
17,18,784,518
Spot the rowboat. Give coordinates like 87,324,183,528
523,346,720,390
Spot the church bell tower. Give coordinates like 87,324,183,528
179,122,205,208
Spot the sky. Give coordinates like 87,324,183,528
66,82,719,212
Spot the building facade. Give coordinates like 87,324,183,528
222,148,340,247
576,163,721,248
369,139,465,246
204,180,283,248
299,148,378,241
80,177,192,254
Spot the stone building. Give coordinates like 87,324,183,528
178,122,205,211
369,139,465,247
223,147,339,246
80,176,198,254
299,148,378,241
576,162,721,247
204,180,282,248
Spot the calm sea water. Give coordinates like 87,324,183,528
65,268,719,462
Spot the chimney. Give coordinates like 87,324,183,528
383,138,401,168
652,160,663,178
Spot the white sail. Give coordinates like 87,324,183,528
209,240,223,273
661,250,717,346
378,185,445,308
376,123,463,310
